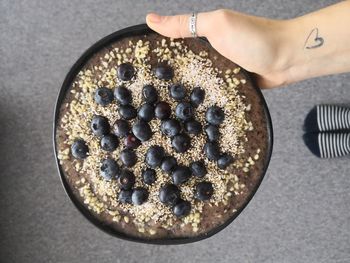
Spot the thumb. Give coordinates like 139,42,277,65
146,12,214,39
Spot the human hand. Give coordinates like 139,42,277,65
146,10,290,89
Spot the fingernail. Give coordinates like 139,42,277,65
147,13,162,23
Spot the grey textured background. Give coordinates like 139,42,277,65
1,0,349,262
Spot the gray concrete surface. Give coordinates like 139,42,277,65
1,0,349,262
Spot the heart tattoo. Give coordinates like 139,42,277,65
304,28,324,49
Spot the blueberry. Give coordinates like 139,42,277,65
91,115,110,137
204,142,220,161
190,160,207,178
175,102,194,121
138,103,155,122
100,134,119,152
171,133,191,153
159,184,181,206
119,105,137,120
205,125,220,141
117,62,135,81
118,190,133,204
161,156,177,173
132,120,152,141
161,119,181,137
132,187,149,205
118,169,135,190
100,158,120,180
142,84,158,103
171,165,191,185
124,134,141,149
114,86,132,105
71,139,89,159
94,87,114,106
112,119,130,138
173,199,191,217
185,120,202,135
190,87,205,107
195,181,213,201
145,145,165,168
154,62,174,80
217,153,234,169
155,101,171,120
142,168,156,185
169,83,186,101
120,149,137,167
206,106,225,125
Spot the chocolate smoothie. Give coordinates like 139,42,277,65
55,32,270,240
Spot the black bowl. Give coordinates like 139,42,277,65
53,24,273,244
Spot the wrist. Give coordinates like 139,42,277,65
267,19,301,86
251,18,300,88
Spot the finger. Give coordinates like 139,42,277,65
146,12,213,39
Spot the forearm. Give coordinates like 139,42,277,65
279,0,350,85
146,2,350,88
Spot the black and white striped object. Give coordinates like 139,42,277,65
317,105,350,131
304,132,350,158
304,105,350,132
318,133,350,158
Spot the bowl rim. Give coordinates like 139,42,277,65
52,23,274,245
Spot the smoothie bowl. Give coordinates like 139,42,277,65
53,24,273,244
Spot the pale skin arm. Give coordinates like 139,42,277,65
146,1,350,89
